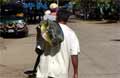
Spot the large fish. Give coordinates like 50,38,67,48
37,20,64,56
40,20,53,46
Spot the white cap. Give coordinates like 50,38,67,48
49,3,58,9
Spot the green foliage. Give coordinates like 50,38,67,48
73,3,80,9
97,0,112,3
0,0,10,4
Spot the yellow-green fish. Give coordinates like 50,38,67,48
39,21,52,46
37,20,64,56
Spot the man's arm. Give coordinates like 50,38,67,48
71,55,78,78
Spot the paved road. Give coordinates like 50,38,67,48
0,19,120,78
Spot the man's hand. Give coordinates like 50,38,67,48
35,45,44,55
73,72,78,78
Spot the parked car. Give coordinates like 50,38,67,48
0,3,28,37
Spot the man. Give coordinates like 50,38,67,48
24,3,59,77
43,3,58,21
36,9,80,78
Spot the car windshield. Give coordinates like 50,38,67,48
0,3,24,19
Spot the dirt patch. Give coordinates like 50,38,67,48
0,38,7,50
0,64,27,78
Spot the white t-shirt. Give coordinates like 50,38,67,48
36,23,80,78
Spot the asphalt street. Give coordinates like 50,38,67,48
0,18,120,78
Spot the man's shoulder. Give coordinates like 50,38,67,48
59,23,75,34
59,23,70,30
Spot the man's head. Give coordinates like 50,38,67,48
49,3,58,12
56,9,71,23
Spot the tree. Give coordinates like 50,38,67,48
0,0,10,4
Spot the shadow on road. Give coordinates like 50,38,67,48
110,39,120,41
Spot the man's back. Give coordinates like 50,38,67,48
36,9,80,78
36,23,80,78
